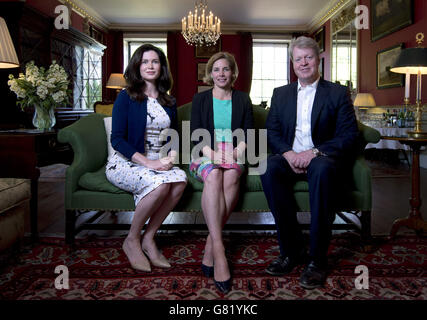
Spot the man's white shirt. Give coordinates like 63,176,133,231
292,77,320,153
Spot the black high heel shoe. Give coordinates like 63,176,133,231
201,263,214,278
214,278,232,294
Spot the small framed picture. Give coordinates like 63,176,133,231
197,85,212,93
376,43,404,89
314,27,325,53
197,63,207,82
195,39,221,58
319,57,324,78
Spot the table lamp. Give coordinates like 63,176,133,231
390,33,427,138
106,73,126,92
354,93,376,109
354,93,376,122
0,17,19,68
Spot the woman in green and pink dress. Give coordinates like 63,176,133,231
189,52,254,294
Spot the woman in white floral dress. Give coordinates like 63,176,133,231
106,44,187,272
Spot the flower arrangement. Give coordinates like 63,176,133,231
8,61,70,129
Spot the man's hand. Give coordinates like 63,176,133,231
292,149,316,169
282,150,316,174
283,150,305,174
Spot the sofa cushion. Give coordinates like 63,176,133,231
242,174,263,192
0,178,31,214
103,117,114,159
78,166,127,194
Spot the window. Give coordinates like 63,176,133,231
51,29,105,111
331,43,357,89
123,36,167,71
250,41,289,107
73,46,103,110
331,1,358,93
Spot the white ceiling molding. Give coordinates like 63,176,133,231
63,0,353,35
110,23,306,33
60,0,110,30
307,0,354,33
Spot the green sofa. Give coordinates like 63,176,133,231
58,103,380,244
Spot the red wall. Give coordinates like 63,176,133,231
174,34,250,106
358,0,427,106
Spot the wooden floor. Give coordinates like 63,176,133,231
30,157,427,238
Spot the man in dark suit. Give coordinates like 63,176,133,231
260,36,359,289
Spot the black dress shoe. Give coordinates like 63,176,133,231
214,278,232,294
299,261,327,290
265,251,308,276
201,263,214,278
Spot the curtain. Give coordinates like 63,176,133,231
103,30,123,102
237,32,253,94
167,31,179,99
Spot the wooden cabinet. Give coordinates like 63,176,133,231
0,130,72,240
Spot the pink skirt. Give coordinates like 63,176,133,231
189,142,245,182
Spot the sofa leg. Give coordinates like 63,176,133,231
360,210,373,251
65,209,76,245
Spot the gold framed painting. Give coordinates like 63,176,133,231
376,43,404,89
371,0,413,42
314,27,325,53
197,63,207,82
197,85,212,93
195,39,221,58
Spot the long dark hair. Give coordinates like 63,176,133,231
124,44,174,106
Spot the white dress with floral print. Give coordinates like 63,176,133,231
106,97,187,206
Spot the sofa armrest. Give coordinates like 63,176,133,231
352,156,372,209
358,122,381,144
58,114,109,208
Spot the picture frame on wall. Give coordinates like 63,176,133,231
195,39,221,58
376,43,404,89
371,0,413,42
197,85,212,93
314,27,325,53
197,63,207,82
319,57,324,78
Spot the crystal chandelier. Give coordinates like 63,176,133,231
181,0,221,47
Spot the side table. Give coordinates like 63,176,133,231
0,129,71,241
381,135,427,237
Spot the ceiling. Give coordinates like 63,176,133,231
72,0,347,32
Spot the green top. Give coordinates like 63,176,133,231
213,97,232,143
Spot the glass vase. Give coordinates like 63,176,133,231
32,104,56,130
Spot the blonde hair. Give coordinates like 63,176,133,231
289,36,320,61
203,51,239,86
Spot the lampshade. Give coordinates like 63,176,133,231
106,73,126,89
390,47,427,75
354,93,376,107
0,17,19,68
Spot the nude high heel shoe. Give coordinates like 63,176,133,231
142,248,171,268
122,242,151,272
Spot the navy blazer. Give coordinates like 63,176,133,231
111,89,178,160
190,89,254,151
266,79,358,159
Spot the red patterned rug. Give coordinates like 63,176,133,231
0,233,426,300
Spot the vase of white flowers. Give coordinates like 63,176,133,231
8,61,70,130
